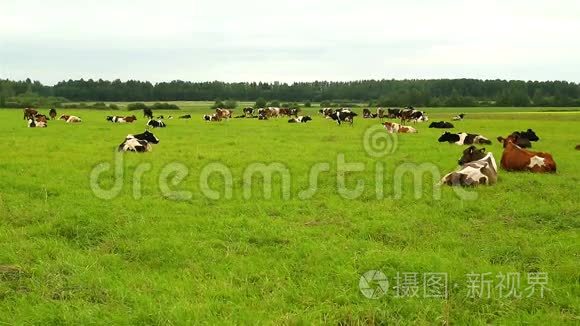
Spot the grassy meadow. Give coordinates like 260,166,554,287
0,103,579,324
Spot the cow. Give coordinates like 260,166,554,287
440,146,498,186
143,108,153,119
382,122,417,133
401,108,428,123
438,132,492,145
288,116,312,123
60,115,82,123
147,119,166,128
243,107,254,117
203,114,220,122
279,108,291,116
497,136,556,172
27,118,47,128
377,107,385,120
289,108,300,117
35,115,48,123
118,130,160,153
215,108,233,119
329,110,357,125
452,114,465,121
362,108,372,118
107,116,126,123
429,121,454,129
49,108,57,120
179,114,192,119
319,108,334,117
124,115,137,123
23,108,38,120
387,108,403,119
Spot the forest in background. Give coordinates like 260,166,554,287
1,78,580,108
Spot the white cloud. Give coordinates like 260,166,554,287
1,0,579,84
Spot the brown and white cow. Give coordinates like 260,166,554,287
28,118,47,128
382,122,417,134
124,115,137,123
497,136,556,173
440,146,498,186
60,115,82,123
215,108,232,119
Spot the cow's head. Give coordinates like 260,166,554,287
302,116,312,122
106,116,114,121
141,130,159,144
524,129,539,141
458,146,487,165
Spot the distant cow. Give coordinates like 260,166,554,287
143,108,153,119
438,132,492,145
179,114,192,119
49,108,57,120
440,146,498,186
118,130,160,152
377,107,385,120
387,108,403,118
203,114,220,122
497,136,556,172
401,108,428,123
23,108,38,120
362,108,372,118
215,108,233,119
329,110,357,125
124,115,137,123
319,108,334,117
429,121,454,128
383,122,417,133
107,116,126,123
452,114,465,121
243,107,254,117
35,114,49,122
147,119,166,128
60,115,81,123
289,108,300,117
288,116,312,123
27,118,47,128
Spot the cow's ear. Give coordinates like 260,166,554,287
479,148,486,153
497,137,504,143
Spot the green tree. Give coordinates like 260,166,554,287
255,98,267,108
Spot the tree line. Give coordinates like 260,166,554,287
1,77,580,107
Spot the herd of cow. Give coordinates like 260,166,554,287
23,106,574,187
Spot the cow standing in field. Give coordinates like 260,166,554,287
49,108,57,120
497,135,556,172
329,110,357,126
438,132,492,145
179,114,192,119
377,107,385,120
143,108,153,119
440,146,498,186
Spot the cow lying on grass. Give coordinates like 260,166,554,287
429,121,454,129
440,146,498,186
438,132,492,145
288,116,312,123
383,122,417,133
147,119,166,128
27,118,47,128
60,115,82,123
497,135,556,172
118,131,160,152
504,129,540,148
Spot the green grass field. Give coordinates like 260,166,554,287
0,104,579,324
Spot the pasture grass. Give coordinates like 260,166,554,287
0,105,579,324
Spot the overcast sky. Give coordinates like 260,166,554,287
1,0,579,85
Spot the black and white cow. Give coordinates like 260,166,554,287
243,107,254,117
107,116,126,123
147,119,166,128
329,110,357,125
118,130,160,152
401,109,428,123
179,114,192,119
438,132,492,145
288,116,312,123
452,113,465,121
27,118,47,128
440,146,498,186
429,121,454,128
143,108,153,119
387,108,403,118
